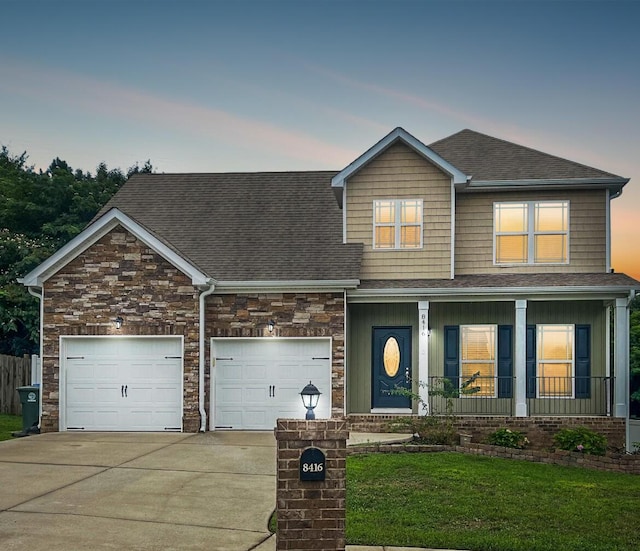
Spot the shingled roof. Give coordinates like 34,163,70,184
94,127,631,285
99,171,362,283
429,129,627,183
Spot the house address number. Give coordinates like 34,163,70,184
300,447,326,481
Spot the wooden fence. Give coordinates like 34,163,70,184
0,354,32,415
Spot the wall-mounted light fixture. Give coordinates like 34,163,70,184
268,319,275,333
114,316,124,330
300,381,321,420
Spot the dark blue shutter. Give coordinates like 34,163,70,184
497,325,513,398
444,326,460,389
575,324,591,398
526,325,536,398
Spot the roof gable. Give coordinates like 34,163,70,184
331,127,469,206
18,208,210,287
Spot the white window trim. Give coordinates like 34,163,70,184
536,324,575,399
493,200,570,266
460,324,497,398
372,199,423,250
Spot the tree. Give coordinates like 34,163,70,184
0,146,153,355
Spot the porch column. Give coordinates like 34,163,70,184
614,297,630,418
418,301,429,414
514,299,528,417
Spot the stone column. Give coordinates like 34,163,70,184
275,419,348,551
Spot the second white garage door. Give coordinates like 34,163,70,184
211,338,331,430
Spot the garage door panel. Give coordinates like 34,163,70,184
243,409,269,430
217,385,242,406
213,338,331,430
63,338,183,432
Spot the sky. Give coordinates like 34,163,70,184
1,0,639,280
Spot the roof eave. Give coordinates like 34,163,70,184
215,279,360,293
347,284,638,303
18,208,210,287
331,128,469,205
457,177,629,196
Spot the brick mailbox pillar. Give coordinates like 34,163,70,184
275,419,349,551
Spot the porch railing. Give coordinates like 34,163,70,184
425,376,613,416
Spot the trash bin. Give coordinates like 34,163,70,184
16,386,40,434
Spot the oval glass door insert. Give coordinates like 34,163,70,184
383,337,401,377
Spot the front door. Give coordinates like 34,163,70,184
372,327,412,409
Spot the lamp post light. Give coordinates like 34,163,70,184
300,381,321,420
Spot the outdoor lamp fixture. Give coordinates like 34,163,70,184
114,316,124,330
268,319,275,333
300,381,321,420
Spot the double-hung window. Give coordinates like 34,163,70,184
494,201,569,264
460,325,496,397
537,324,574,398
373,199,423,249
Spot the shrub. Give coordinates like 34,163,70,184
388,415,458,445
553,426,607,456
487,428,529,449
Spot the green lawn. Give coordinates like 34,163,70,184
348,452,640,551
0,414,22,441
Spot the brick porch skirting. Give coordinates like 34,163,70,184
346,414,627,450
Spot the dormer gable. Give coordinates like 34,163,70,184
331,127,470,207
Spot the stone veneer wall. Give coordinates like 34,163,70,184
347,415,627,450
205,293,346,417
42,228,200,432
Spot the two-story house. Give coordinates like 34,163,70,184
20,128,639,447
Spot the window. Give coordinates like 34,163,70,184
494,201,568,264
460,325,496,397
537,324,574,397
373,199,423,249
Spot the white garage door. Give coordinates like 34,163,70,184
62,337,183,431
212,338,331,430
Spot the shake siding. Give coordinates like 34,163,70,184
455,189,607,275
346,143,451,279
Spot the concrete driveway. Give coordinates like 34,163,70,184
0,431,277,550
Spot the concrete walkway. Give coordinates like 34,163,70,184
0,431,455,551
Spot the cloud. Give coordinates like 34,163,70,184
0,60,359,167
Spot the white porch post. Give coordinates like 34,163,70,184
418,301,430,414
514,299,528,417
614,297,630,418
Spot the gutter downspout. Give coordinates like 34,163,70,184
27,286,43,427
199,280,216,432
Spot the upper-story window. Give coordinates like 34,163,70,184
373,199,423,249
494,201,569,264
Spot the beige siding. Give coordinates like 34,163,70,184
455,189,607,274
346,142,452,279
